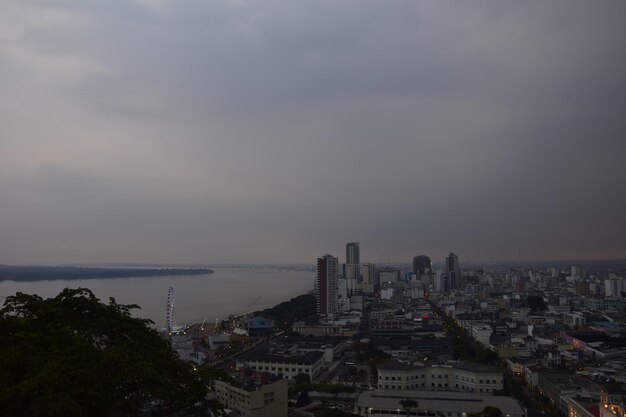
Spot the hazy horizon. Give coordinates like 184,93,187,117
2,1,625,265
4,257,626,269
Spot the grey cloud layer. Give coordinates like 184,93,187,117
1,0,625,264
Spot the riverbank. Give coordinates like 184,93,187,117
0,266,314,324
0,264,213,281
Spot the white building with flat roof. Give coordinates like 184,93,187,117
237,351,325,382
377,362,503,393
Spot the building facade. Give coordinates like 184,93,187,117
316,254,339,317
377,362,503,393
413,255,432,277
239,351,325,382
215,377,288,417
445,252,460,291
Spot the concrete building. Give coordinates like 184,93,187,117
316,254,339,318
345,264,361,295
345,242,361,296
337,277,350,312
601,384,626,417
575,281,591,296
445,252,460,291
605,278,625,298
361,263,376,294
568,398,598,417
413,255,432,277
378,268,402,286
471,324,493,346
346,241,360,265
572,266,586,279
247,317,274,336
377,362,503,393
564,313,586,328
215,371,288,417
238,351,325,382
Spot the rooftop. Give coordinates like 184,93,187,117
358,390,524,415
246,350,324,365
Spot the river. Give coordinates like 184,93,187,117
0,266,315,326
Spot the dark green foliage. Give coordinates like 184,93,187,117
400,399,419,416
527,296,547,312
254,294,316,329
295,390,311,408
294,373,312,385
468,406,504,417
311,382,356,394
482,406,503,417
437,307,499,365
0,288,218,417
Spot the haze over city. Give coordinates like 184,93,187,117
1,0,625,265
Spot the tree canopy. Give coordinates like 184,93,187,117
0,288,218,417
527,295,547,312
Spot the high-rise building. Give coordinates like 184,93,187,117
445,252,460,292
345,264,361,295
378,268,402,286
345,242,361,296
605,278,625,298
412,255,432,277
346,242,360,265
571,265,586,279
361,263,376,294
316,254,339,318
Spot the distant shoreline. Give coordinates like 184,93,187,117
0,265,213,282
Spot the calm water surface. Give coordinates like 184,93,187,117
0,267,314,326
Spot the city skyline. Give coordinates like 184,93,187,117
1,1,625,265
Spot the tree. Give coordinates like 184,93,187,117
295,390,311,408
294,373,312,385
400,399,419,417
527,296,547,312
0,288,220,417
482,407,503,417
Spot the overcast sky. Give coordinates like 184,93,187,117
1,0,625,265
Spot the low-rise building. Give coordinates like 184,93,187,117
247,317,274,336
601,384,626,417
238,351,325,381
215,370,288,417
568,398,598,417
377,361,503,393
471,324,493,346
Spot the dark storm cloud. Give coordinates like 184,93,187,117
1,0,625,264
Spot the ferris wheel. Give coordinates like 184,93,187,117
164,285,176,332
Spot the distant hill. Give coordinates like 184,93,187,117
0,265,213,281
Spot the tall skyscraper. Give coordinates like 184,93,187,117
316,254,339,318
445,252,459,292
345,242,361,296
412,255,431,276
346,242,360,264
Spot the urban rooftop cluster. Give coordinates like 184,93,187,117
165,242,626,417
